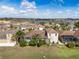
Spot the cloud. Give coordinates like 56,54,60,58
51,0,64,7
65,9,72,15
43,9,51,16
77,8,79,11
59,0,64,3
20,0,37,15
75,11,79,14
0,4,79,18
0,5,28,15
21,0,36,11
57,10,63,14
19,10,27,14
0,5,18,15
58,0,64,7
52,0,64,3
0,5,38,18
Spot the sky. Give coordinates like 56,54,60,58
0,0,79,18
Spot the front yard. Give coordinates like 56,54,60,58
0,45,79,59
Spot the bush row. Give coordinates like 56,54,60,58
66,42,79,48
18,39,46,47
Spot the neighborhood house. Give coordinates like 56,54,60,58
25,28,59,45
60,31,79,44
0,30,16,46
0,21,79,46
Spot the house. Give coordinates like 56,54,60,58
0,30,17,46
18,24,32,30
17,22,45,31
36,24,45,30
46,28,59,44
25,30,45,40
17,23,32,30
60,30,79,44
74,31,79,39
0,23,11,31
25,28,59,45
0,20,11,23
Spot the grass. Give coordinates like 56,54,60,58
0,45,79,59
58,46,79,59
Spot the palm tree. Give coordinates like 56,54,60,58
32,34,41,47
29,34,45,47
12,30,25,45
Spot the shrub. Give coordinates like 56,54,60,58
66,42,75,48
75,42,79,47
19,40,27,47
29,34,46,47
39,40,46,46
29,39,46,47
37,40,46,47
29,40,36,46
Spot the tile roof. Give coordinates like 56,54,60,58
74,31,79,37
60,31,75,36
25,28,58,38
25,30,45,38
46,28,58,33
60,30,79,36
0,30,17,34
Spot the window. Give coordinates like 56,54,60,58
55,33,57,36
0,34,6,40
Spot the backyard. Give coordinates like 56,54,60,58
0,45,79,59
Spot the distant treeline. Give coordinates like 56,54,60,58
0,18,79,23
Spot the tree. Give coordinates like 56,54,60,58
74,22,79,28
12,30,26,46
9,24,17,30
39,22,45,25
19,39,27,47
66,42,75,48
52,25,59,30
15,30,25,41
60,23,69,30
29,34,45,47
45,26,50,29
28,28,33,32
49,21,52,25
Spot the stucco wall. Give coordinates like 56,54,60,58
0,34,16,46
0,42,16,46
48,33,58,44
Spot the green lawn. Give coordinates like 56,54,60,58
0,46,79,59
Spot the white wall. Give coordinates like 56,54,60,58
0,34,16,46
21,27,26,30
48,33,58,44
0,42,16,46
7,34,13,42
39,27,44,30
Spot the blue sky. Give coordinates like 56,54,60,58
0,0,79,18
